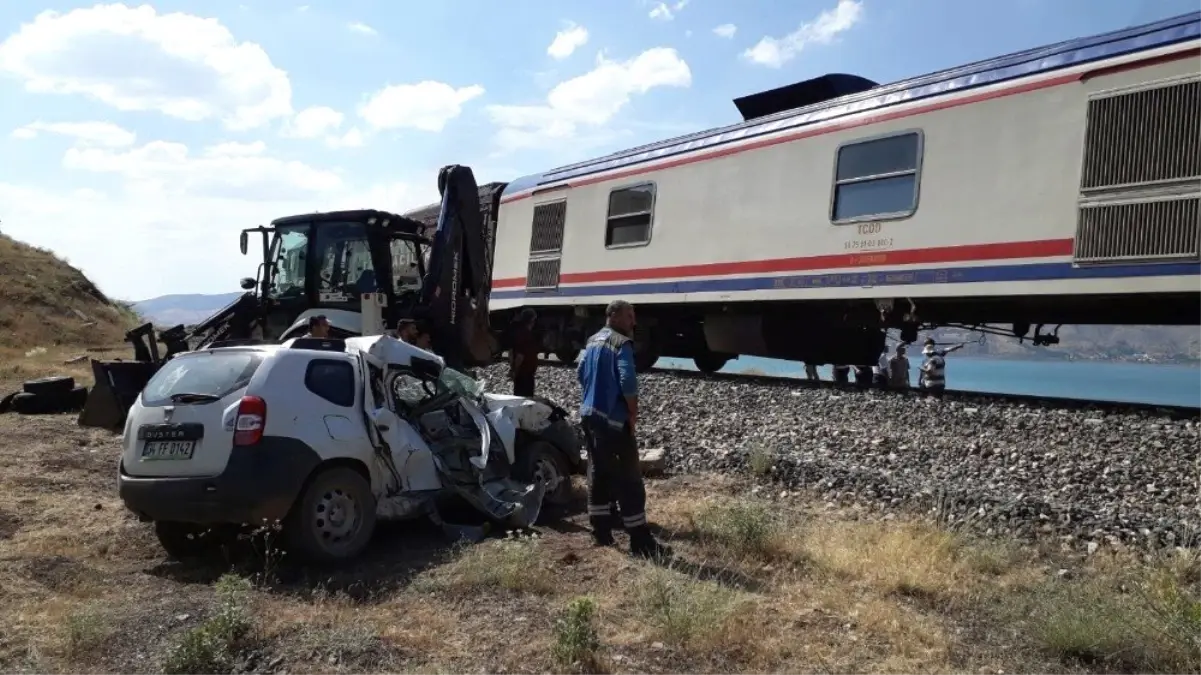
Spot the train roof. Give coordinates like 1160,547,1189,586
403,181,508,232
501,11,1200,198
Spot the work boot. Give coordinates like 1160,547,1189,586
628,525,672,559
589,515,616,547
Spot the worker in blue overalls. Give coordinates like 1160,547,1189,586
577,299,670,558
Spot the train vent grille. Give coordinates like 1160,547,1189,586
529,201,566,254
525,257,563,291
1074,196,1200,264
526,200,567,290
1081,79,1200,191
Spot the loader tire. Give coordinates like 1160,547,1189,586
23,376,75,397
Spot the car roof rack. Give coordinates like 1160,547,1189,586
208,339,272,349
289,338,347,352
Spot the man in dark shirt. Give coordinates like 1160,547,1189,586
302,315,330,338
509,309,539,397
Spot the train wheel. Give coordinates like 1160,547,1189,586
693,353,731,374
634,346,660,373
553,348,579,364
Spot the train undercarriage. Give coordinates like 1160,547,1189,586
504,289,1201,373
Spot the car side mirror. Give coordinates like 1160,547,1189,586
239,231,248,255
410,356,442,380
239,277,256,290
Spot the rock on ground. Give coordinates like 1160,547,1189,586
480,362,1200,551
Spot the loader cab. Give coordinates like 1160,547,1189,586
241,209,430,340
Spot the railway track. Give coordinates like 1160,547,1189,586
533,357,1200,419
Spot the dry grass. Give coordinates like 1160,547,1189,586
0,234,137,352
0,400,1196,673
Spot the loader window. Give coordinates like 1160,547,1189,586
831,130,923,223
313,222,373,305
391,238,422,292
269,226,309,301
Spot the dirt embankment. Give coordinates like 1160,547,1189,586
0,234,137,395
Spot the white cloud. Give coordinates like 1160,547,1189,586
0,141,442,299
713,23,737,39
487,47,691,152
348,21,377,36
63,140,342,202
648,0,689,21
11,120,136,147
326,128,365,149
279,106,366,149
286,106,345,138
359,81,485,132
547,22,588,60
743,0,864,68
0,4,293,130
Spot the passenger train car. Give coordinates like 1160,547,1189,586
462,14,1201,372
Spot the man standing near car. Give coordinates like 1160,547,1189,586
577,299,669,558
303,315,330,339
397,318,433,351
509,308,539,397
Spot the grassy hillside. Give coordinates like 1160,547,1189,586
0,234,138,388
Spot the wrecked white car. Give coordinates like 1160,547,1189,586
117,335,584,563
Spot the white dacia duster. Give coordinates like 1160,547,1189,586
118,335,583,563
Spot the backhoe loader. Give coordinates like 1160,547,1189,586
80,165,507,431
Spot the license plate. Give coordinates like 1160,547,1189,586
141,440,196,461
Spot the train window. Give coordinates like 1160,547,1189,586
831,131,923,223
606,183,655,248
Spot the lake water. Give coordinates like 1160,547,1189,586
655,355,1201,408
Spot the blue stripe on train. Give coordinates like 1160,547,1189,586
490,261,1201,300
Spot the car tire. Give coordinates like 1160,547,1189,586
284,466,377,564
154,521,222,560
9,386,89,415
23,376,75,397
515,440,573,507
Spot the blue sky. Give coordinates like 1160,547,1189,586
0,0,1195,300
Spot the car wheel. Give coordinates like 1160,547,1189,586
516,440,573,507
154,521,223,560
285,466,377,564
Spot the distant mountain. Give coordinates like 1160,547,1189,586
133,292,243,326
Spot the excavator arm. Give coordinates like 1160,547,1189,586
415,164,497,370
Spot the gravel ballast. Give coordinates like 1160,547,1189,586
482,362,1200,551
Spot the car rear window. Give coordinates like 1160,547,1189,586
141,351,266,407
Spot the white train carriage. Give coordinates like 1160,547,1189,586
485,14,1201,372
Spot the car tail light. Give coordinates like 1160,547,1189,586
233,396,266,446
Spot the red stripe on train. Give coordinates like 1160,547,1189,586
490,238,1076,289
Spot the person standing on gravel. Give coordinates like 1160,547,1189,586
887,344,911,390
509,308,540,397
577,299,669,558
919,338,964,397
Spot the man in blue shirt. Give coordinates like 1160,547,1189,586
577,299,668,558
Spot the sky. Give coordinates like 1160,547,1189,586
0,0,1196,301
